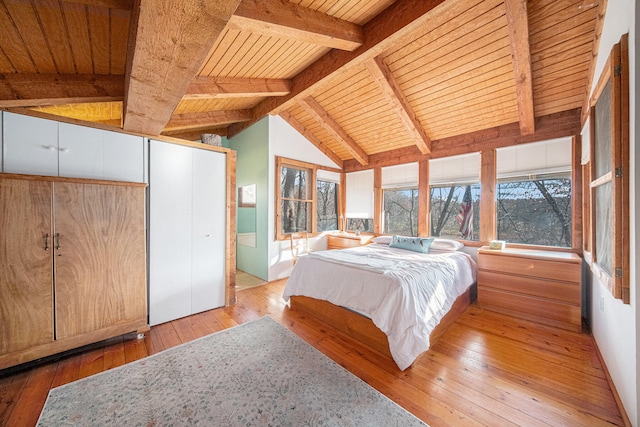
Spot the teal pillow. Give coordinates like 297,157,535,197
389,235,434,254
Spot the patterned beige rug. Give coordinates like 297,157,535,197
38,316,428,426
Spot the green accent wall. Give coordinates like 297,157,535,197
226,117,269,280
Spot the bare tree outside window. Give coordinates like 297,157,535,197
497,176,572,247
383,188,418,236
281,166,311,233
316,180,338,231
430,185,481,240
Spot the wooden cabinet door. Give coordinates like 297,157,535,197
53,182,147,339
0,178,54,355
2,112,59,176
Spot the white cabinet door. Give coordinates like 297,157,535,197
191,149,226,314
58,123,104,179
103,132,144,182
3,112,59,176
149,141,193,326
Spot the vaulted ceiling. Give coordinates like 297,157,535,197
0,0,602,169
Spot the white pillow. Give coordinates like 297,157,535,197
371,235,393,245
430,238,464,251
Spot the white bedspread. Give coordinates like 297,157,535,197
283,244,477,370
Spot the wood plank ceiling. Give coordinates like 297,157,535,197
0,0,600,169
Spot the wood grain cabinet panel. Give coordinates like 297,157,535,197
0,173,148,370
0,178,54,355
477,247,583,332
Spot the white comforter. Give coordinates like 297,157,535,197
283,244,477,370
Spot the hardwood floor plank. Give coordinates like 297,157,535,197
0,280,624,427
4,364,56,427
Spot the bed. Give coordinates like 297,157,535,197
283,237,477,370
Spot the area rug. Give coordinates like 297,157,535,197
38,316,428,426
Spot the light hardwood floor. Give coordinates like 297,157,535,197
0,279,626,426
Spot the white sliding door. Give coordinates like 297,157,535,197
149,141,193,325
149,140,226,326
191,149,226,314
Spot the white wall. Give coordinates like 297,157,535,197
267,115,341,281
587,1,638,424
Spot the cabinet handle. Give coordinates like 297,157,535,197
54,233,61,250
44,233,50,251
59,148,69,153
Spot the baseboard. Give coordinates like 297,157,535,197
592,334,632,427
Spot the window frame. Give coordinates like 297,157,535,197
586,34,630,303
275,156,342,240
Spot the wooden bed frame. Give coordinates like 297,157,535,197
289,284,477,362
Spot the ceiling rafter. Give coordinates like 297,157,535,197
504,0,535,135
161,127,229,141
122,0,242,136
279,110,344,168
365,55,431,154
61,0,133,10
0,73,123,108
299,96,369,166
229,0,363,51
164,110,252,132
228,0,448,138
580,0,608,124
184,76,291,99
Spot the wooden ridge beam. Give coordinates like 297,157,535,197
122,0,241,136
228,0,449,137
504,0,535,135
161,127,229,141
342,109,582,172
279,111,344,168
185,76,291,99
230,0,363,51
164,110,252,132
299,97,368,166
366,55,431,154
0,74,123,108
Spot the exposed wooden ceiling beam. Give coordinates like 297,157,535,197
229,0,363,51
279,111,344,168
342,109,582,172
366,55,431,154
504,0,535,136
161,127,228,141
229,0,450,137
164,110,252,132
122,0,241,136
0,74,123,108
184,76,291,99
299,96,368,166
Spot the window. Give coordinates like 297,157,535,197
276,157,341,238
496,175,572,247
382,163,419,236
316,178,338,232
384,188,418,236
280,164,311,234
496,139,572,247
345,170,373,233
429,153,480,241
430,185,480,240
587,34,629,302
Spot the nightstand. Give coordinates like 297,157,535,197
327,234,373,250
477,246,583,332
